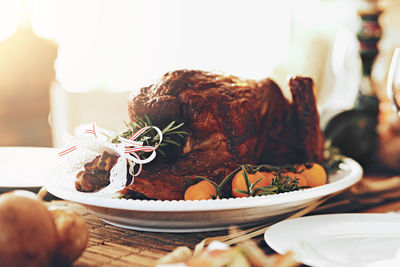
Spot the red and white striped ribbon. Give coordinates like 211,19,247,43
118,126,163,166
57,146,77,157
129,126,148,141
127,151,143,183
117,137,143,147
58,123,97,157
124,146,155,153
84,122,97,138
57,124,163,179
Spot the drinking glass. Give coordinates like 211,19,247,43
387,48,400,115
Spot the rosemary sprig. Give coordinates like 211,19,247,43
109,114,188,158
194,164,303,199
234,166,265,197
268,172,300,193
236,169,302,197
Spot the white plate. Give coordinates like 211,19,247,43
0,147,58,192
46,158,362,232
265,213,400,267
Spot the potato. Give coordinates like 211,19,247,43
0,193,58,267
50,209,89,266
3,190,39,200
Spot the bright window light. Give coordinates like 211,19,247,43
31,0,291,93
0,0,20,41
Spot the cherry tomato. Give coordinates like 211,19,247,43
299,163,327,187
184,180,217,201
231,171,275,198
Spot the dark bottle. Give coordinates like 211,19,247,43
324,3,381,168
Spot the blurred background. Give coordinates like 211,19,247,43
0,0,399,148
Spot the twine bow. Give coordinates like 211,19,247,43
117,126,163,179
58,123,163,182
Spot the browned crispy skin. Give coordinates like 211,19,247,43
289,77,324,163
126,70,323,200
261,77,324,164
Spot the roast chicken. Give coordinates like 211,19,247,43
125,70,324,200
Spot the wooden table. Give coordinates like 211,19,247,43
49,175,400,267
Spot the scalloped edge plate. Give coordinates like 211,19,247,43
46,158,362,232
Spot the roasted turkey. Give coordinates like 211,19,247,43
125,70,324,200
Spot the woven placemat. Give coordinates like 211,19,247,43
53,176,400,267
50,202,225,267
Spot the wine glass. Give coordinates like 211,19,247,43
387,48,400,115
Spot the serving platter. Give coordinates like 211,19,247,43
265,213,400,267
46,158,362,232
0,147,58,193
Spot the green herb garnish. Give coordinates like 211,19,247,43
107,114,188,158
233,166,266,197
268,172,301,193
194,164,304,199
239,169,302,196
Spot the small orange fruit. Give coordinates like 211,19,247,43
300,163,327,187
282,171,309,187
257,171,275,186
232,170,274,198
184,180,217,200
